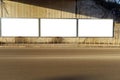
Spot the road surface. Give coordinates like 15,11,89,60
0,48,120,80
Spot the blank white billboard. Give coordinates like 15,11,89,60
78,19,113,37
1,18,39,37
41,19,77,37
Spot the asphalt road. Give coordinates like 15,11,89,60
0,48,120,80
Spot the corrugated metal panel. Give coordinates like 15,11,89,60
2,0,76,18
